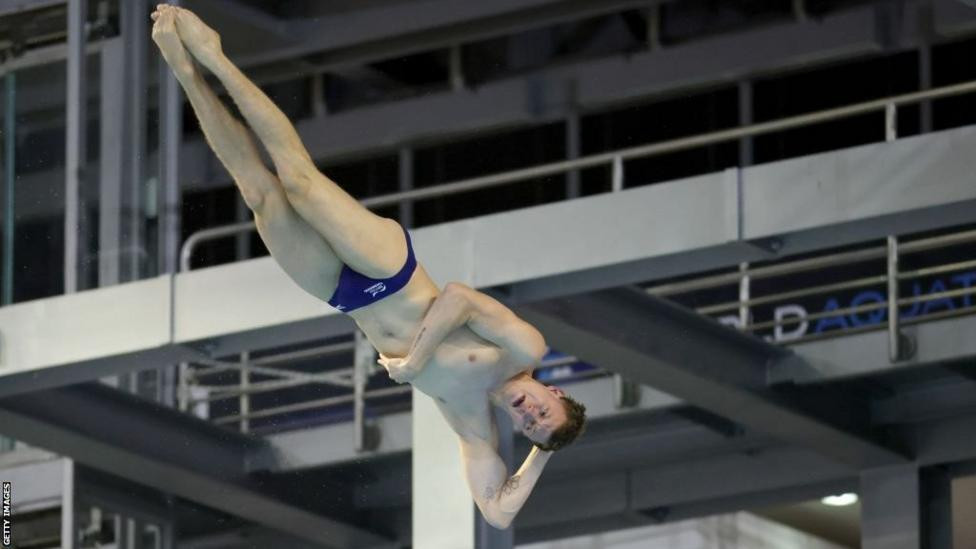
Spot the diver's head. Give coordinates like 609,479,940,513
496,374,587,451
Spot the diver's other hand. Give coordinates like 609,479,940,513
378,354,420,384
150,5,193,77
168,5,224,70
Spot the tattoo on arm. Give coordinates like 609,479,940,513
501,475,521,496
483,486,496,501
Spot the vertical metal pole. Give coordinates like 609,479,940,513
352,330,379,452
239,351,250,434
398,148,414,228
449,44,465,91
919,43,932,134
115,515,128,549
61,459,76,549
353,330,375,452
565,111,580,199
122,0,148,282
234,197,249,260
159,521,175,549
310,73,327,118
792,0,807,22
177,363,189,412
885,103,898,142
65,0,88,294
611,156,624,191
126,518,138,549
2,72,14,306
739,262,750,331
646,2,661,50
887,236,901,362
99,38,124,287
738,80,753,166
158,0,182,277
921,466,953,549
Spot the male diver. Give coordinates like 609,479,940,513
150,4,586,529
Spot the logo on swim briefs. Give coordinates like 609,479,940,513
364,282,387,297
335,304,346,311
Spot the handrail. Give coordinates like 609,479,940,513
647,228,976,298
664,224,976,348
179,78,976,272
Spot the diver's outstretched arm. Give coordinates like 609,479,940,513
461,438,553,529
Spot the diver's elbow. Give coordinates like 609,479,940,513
482,505,514,530
486,514,512,530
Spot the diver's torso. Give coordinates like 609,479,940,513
349,264,528,441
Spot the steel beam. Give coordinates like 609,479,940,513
0,0,63,17
517,443,855,537
518,287,907,467
235,0,657,70
0,384,394,549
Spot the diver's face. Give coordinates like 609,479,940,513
508,385,567,444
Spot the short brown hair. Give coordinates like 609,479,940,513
534,395,586,452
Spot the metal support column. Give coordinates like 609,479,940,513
793,0,808,22
738,262,751,330
64,0,88,294
449,44,465,91
921,466,953,549
565,110,580,199
354,330,377,452
919,48,932,132
235,197,250,261
475,407,514,549
121,0,148,282
61,459,77,549
861,465,921,549
99,37,124,287
239,351,250,434
310,73,327,118
917,3,933,134
398,148,414,228
646,2,661,50
738,80,753,166
2,72,14,306
158,0,182,276
887,236,914,362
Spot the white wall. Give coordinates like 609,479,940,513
517,512,849,549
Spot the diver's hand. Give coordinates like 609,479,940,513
150,5,193,77
378,354,421,384
161,4,225,70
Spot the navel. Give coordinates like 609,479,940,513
468,353,477,362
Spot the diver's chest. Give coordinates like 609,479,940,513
414,340,507,397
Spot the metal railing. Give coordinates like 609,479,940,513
645,227,976,356
180,78,976,271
